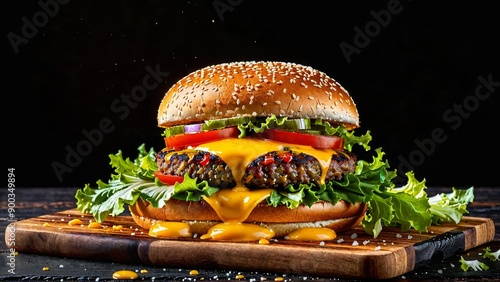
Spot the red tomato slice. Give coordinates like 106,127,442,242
165,127,240,150
261,129,344,149
154,171,184,185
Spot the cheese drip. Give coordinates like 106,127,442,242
202,188,273,223
200,188,276,241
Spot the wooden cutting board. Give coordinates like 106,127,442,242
5,209,495,279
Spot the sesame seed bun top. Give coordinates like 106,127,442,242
157,61,359,129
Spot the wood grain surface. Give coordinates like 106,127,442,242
5,208,495,279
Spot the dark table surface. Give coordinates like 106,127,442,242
1,187,499,281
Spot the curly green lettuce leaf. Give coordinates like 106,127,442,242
483,247,500,262
383,172,432,233
363,194,394,238
387,172,428,198
428,186,474,224
109,143,157,179
239,115,372,152
314,119,372,151
386,191,432,232
76,175,156,223
460,256,489,271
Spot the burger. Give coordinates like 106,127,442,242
76,61,473,241
135,60,372,240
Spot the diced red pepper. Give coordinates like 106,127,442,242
262,155,274,165
199,153,211,166
279,152,293,163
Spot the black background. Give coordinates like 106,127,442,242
3,0,499,189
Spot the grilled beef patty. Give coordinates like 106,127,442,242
156,150,356,190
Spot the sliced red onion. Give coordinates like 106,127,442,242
184,123,203,133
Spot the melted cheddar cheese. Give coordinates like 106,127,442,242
195,138,335,185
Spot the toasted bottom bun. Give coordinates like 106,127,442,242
129,198,367,237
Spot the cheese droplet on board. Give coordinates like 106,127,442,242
285,227,337,241
149,221,192,238
112,270,138,279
